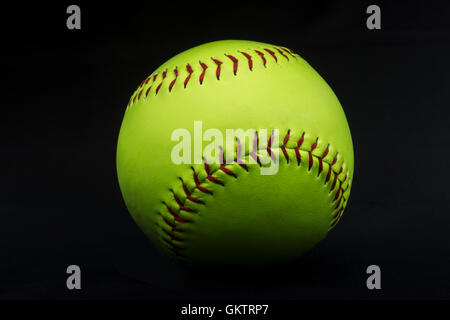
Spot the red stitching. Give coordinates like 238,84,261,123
172,190,197,212
168,67,178,92
211,58,223,80
267,130,277,163
334,181,342,201
325,166,332,184
318,144,329,176
330,174,338,192
250,132,262,166
225,54,238,75
309,138,318,171
295,133,305,166
199,61,208,84
155,69,167,95
129,46,300,104
204,158,225,185
281,130,290,163
332,153,338,166
184,64,193,88
235,138,248,170
239,51,253,71
145,85,152,97
178,177,205,204
281,47,296,58
192,167,213,194
276,48,289,61
254,50,267,67
219,146,237,178
264,48,278,62
160,130,351,258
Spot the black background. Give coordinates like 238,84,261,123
1,0,450,300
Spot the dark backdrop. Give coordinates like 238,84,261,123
1,1,450,299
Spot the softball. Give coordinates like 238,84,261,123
116,40,354,266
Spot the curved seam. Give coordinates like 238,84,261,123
127,46,299,107
158,138,352,259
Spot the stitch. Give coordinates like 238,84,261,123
336,191,346,208
155,69,167,95
343,181,350,193
295,132,305,166
163,229,183,241
225,54,238,75
163,237,185,254
318,158,323,176
318,145,329,176
218,146,238,178
325,166,332,184
199,61,208,84
187,195,205,204
235,138,248,171
330,174,338,192
211,58,223,80
220,165,237,178
342,172,348,183
267,131,273,156
322,145,330,159
235,138,244,164
264,48,278,62
179,177,205,204
333,207,343,219
133,94,137,104
145,85,152,98
333,181,342,201
331,153,338,172
184,64,193,88
336,184,346,207
281,130,290,163
281,47,296,58
309,138,319,171
267,130,277,163
254,50,267,67
172,190,197,212
153,73,159,82
163,202,184,221
204,159,226,186
276,48,289,61
163,216,176,228
145,76,151,84
192,167,213,195
250,132,262,166
179,178,190,195
239,51,253,71
168,67,178,92
334,194,343,209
